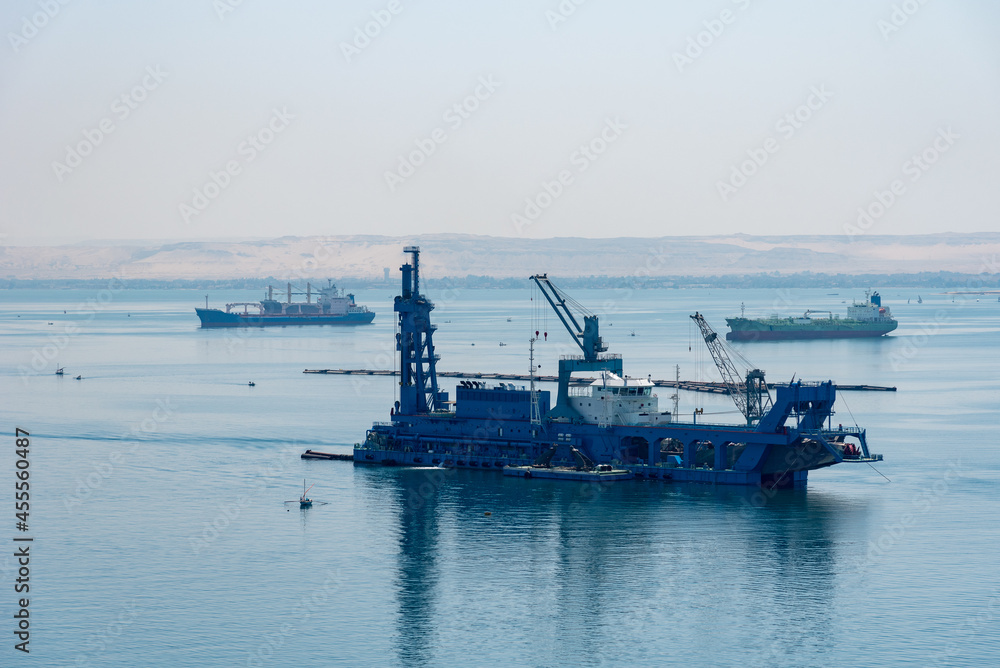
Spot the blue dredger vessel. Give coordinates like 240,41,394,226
354,247,882,487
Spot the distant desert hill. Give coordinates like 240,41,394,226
1,233,997,280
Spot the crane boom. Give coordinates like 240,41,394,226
530,274,621,421
530,274,607,361
690,312,772,424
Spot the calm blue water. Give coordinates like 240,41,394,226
1,286,999,667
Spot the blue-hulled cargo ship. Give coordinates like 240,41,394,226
196,281,374,327
354,247,882,488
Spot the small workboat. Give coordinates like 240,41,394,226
299,479,314,508
284,480,327,509
55,367,64,376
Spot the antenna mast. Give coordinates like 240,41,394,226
671,363,680,417
529,336,541,429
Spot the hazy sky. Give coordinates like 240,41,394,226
1,0,998,244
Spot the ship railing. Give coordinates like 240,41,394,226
224,302,265,314
559,353,622,361
655,418,763,429
800,426,863,436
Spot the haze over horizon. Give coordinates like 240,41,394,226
2,1,998,246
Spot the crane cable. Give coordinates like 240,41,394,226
839,392,890,483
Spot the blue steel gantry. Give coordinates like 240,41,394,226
396,246,446,415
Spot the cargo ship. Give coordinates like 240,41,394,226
353,247,881,488
195,281,374,327
725,291,896,341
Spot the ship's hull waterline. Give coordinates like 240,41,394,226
195,307,375,327
725,321,897,341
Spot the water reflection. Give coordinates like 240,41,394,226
391,468,445,667
376,469,872,667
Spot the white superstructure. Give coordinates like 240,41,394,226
846,290,893,322
567,371,672,427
